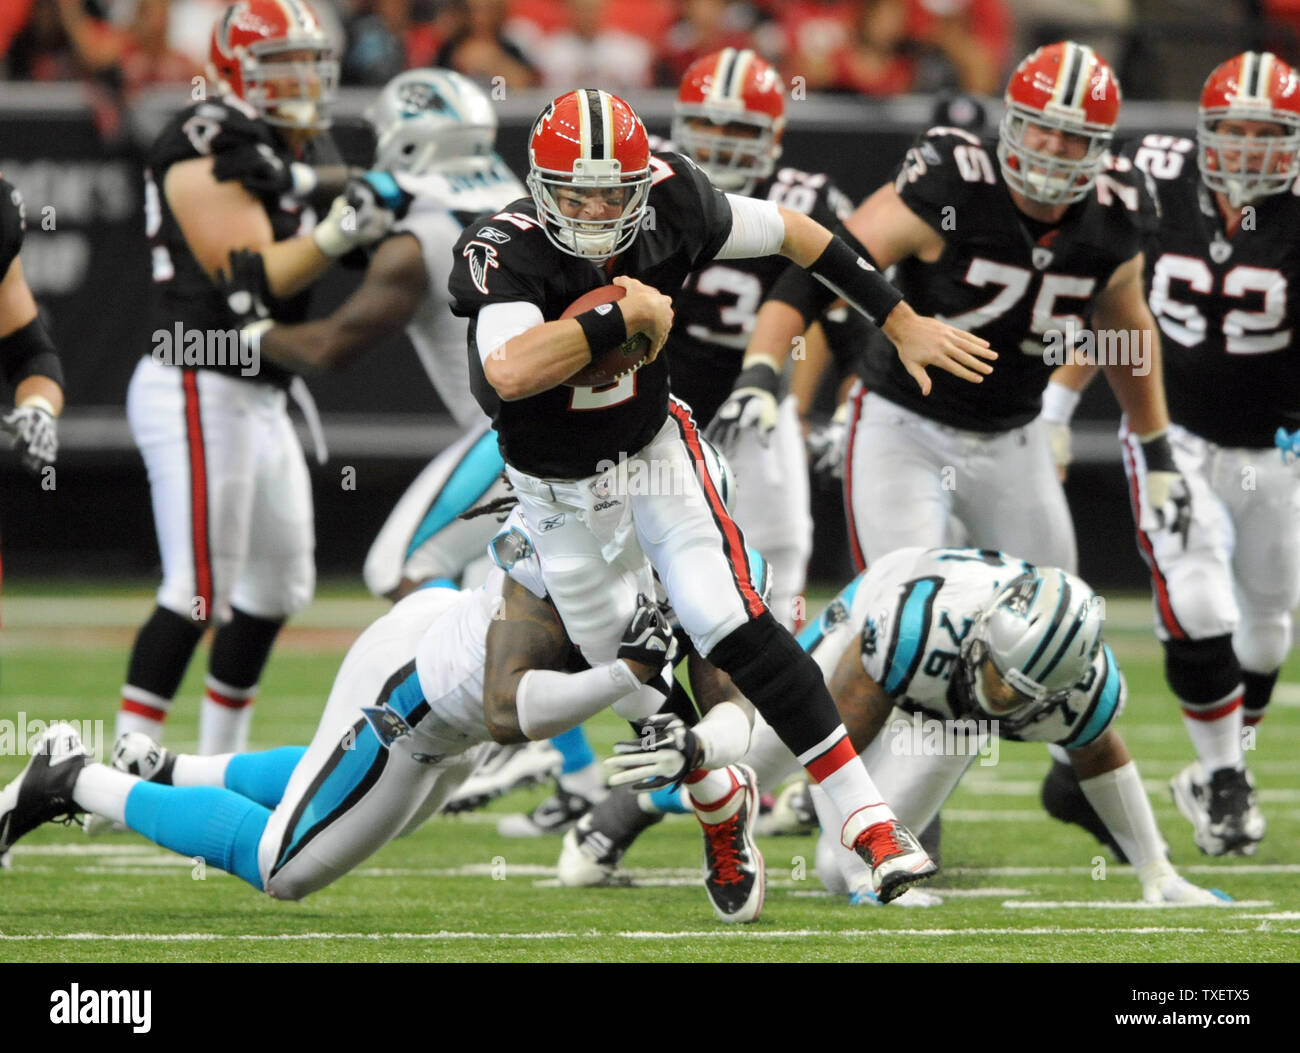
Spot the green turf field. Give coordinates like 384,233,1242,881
1,583,1297,964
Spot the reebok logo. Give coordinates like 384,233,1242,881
50,985,151,1033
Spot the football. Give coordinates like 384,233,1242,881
560,285,653,387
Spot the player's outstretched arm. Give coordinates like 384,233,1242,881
482,580,670,743
232,234,428,372
481,276,672,401
165,157,399,301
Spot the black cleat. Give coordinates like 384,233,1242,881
0,723,90,854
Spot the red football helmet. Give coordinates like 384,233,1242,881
208,0,339,131
997,41,1120,205
527,89,652,261
672,48,786,194
1198,51,1300,206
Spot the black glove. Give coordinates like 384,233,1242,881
2,403,58,473
215,248,272,328
213,143,317,198
617,592,674,670
605,713,703,791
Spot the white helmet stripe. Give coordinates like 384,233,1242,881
731,50,755,100
712,48,738,102
598,89,614,161
278,0,317,31
1242,51,1262,99
1053,42,1092,110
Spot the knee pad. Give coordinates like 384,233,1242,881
1164,634,1240,705
1234,611,1292,674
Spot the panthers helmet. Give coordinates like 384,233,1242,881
1198,51,1300,206
527,89,653,262
208,0,338,131
958,568,1105,733
698,435,738,516
997,41,1120,206
368,68,499,176
673,48,785,195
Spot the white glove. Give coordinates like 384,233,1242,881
1041,380,1079,480
806,402,848,480
1139,432,1191,547
1141,869,1231,905
3,400,58,473
312,173,407,258
604,713,702,791
706,361,781,453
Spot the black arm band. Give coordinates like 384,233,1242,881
733,361,781,396
1140,432,1176,472
807,235,903,326
770,224,883,327
0,316,63,388
574,302,627,356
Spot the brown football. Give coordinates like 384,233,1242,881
560,284,653,388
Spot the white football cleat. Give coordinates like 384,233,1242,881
1170,761,1265,856
852,818,938,903
443,741,563,813
693,765,765,923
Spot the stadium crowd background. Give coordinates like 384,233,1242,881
1,0,1298,588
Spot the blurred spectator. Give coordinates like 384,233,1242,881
1005,0,1131,70
531,0,654,90
166,0,227,64
657,0,762,86
342,0,449,85
782,0,1008,96
436,0,539,91
54,0,198,98
1,1,39,63
5,0,87,80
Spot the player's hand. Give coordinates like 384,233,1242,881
212,142,317,199
881,303,995,395
806,402,848,480
706,360,780,453
312,172,410,258
605,713,703,791
1047,421,1072,482
616,593,674,682
1140,433,1192,548
1141,870,1232,905
216,248,271,327
612,276,673,363
2,403,58,473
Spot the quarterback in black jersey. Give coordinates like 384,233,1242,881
114,0,404,760
449,87,994,903
1055,52,1299,857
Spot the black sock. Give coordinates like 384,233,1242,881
124,606,205,701
1242,669,1279,725
208,607,285,691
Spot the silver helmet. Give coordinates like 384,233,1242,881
367,68,498,175
959,568,1104,732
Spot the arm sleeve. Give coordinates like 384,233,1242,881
475,301,546,366
715,194,786,260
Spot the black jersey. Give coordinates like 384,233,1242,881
861,127,1157,431
449,152,733,480
666,166,852,426
144,96,318,388
0,178,25,278
1125,133,1300,448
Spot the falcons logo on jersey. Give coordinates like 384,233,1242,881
462,240,500,294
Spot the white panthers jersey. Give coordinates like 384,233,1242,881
799,547,1126,747
394,158,527,428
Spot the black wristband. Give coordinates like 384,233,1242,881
1140,432,1176,472
807,235,903,325
769,265,836,328
0,316,62,388
574,301,627,356
734,361,781,397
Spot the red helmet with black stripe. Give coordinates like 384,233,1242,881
997,41,1120,205
673,48,786,195
1198,51,1300,206
527,89,653,261
208,0,339,131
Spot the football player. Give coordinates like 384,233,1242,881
447,87,996,903
1048,52,1300,856
723,42,1186,858
115,0,402,757
0,512,770,921
0,177,62,480
804,548,1226,906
